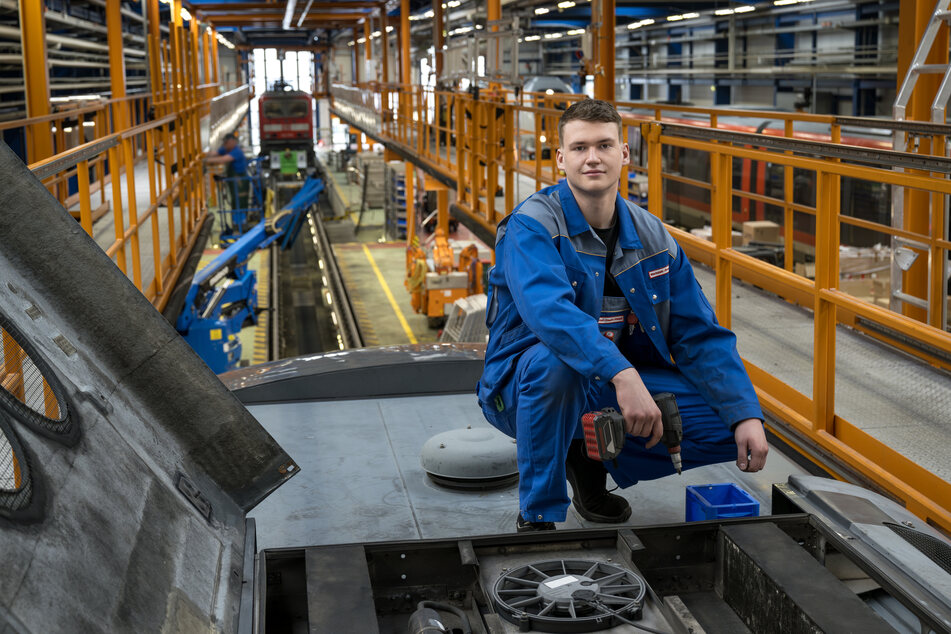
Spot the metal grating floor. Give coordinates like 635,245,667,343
693,264,951,483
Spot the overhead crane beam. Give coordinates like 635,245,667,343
191,0,380,11
206,12,370,24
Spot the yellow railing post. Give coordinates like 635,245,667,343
711,150,733,328
645,123,663,219
813,169,839,434
783,120,795,272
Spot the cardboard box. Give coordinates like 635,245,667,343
688,226,743,247
742,220,781,245
794,262,816,279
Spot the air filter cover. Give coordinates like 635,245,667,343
420,426,518,490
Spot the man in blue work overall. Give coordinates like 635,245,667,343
477,99,769,532
205,133,249,213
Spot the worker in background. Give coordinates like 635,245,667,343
477,99,769,532
205,133,249,216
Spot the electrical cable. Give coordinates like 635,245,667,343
576,597,671,634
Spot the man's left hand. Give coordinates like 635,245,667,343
734,419,768,472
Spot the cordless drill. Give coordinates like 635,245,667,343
581,392,683,474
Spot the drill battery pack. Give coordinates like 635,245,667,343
580,407,626,462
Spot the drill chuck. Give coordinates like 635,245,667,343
653,392,683,475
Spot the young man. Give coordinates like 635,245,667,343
205,133,249,211
477,99,769,532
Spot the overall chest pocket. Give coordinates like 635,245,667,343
642,256,671,304
565,262,587,295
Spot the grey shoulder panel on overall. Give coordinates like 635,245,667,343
502,189,569,241
622,200,680,264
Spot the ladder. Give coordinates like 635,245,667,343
891,0,950,325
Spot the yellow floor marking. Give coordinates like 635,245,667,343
361,244,417,344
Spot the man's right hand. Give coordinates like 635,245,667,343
611,368,663,448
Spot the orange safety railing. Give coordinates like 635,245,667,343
331,84,951,533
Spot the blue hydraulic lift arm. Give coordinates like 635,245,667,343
176,177,325,372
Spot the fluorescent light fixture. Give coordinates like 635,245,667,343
557,0,575,7
525,34,541,41
447,0,461,6
386,25,394,32
714,8,734,15
683,12,699,18
667,14,684,21
83,121,96,127
348,40,355,46
371,30,381,37
357,37,366,43
544,90,553,95
544,32,563,38
566,28,585,35
628,19,654,29
539,134,547,142
179,7,191,21
535,7,549,14
50,94,101,102
425,10,434,17
63,127,73,133
734,5,755,12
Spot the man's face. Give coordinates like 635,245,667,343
224,138,237,151
556,120,629,198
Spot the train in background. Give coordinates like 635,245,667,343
258,80,317,187
622,112,894,263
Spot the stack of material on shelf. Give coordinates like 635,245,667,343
384,161,407,240
353,152,387,207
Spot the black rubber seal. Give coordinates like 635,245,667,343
0,309,80,447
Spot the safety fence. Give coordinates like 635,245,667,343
332,83,951,533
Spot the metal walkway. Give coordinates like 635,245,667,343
693,264,951,482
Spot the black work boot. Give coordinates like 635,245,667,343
516,513,555,533
565,439,632,523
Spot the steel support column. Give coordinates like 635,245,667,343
353,28,360,83
433,0,444,80
364,17,372,81
380,8,389,84
488,0,500,93
19,0,53,162
400,0,410,141
594,0,615,101
400,0,410,86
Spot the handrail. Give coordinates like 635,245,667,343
28,134,120,181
